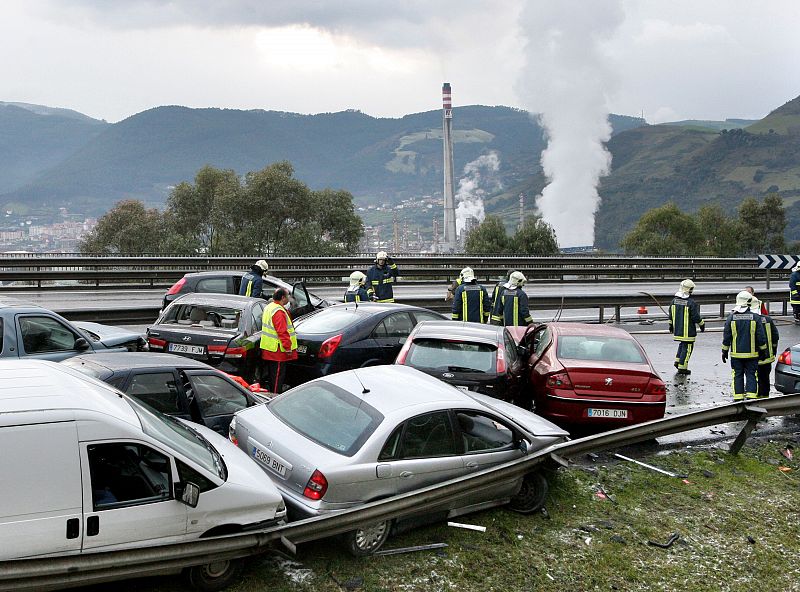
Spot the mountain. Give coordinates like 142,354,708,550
0,103,107,195
1,105,644,215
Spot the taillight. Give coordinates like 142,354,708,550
645,377,667,397
209,345,246,358
303,469,328,500
497,345,506,373
318,334,342,359
546,372,572,389
166,276,187,295
778,349,792,365
395,339,412,364
148,337,166,350
208,345,226,356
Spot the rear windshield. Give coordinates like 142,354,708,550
557,335,645,363
161,303,242,330
61,358,112,380
294,308,361,334
407,338,497,373
268,381,383,456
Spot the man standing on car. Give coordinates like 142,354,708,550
260,288,297,394
239,259,269,298
366,251,399,303
451,267,491,323
722,291,768,401
669,279,704,375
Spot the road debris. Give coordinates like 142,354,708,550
610,534,627,545
747,535,756,545
613,453,679,477
781,447,793,460
647,532,680,549
447,522,486,532
374,543,448,556
778,466,793,473
702,470,715,478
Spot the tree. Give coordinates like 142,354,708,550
513,216,559,255
465,216,511,254
695,204,739,257
736,193,787,254
80,200,165,254
620,203,701,256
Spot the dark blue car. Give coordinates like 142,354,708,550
285,302,446,387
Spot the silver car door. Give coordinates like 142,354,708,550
456,410,525,506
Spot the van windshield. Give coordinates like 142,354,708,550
127,397,226,480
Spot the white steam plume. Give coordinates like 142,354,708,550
455,151,502,235
516,0,624,248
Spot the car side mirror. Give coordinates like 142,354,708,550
516,345,529,359
175,481,200,508
518,439,531,454
75,337,91,351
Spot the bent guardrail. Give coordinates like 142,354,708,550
3,394,800,592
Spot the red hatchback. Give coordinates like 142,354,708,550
511,323,666,429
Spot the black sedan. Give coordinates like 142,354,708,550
62,352,267,435
396,320,530,406
146,293,266,382
286,302,446,387
162,270,331,317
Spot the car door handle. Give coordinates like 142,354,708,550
465,461,479,470
86,515,99,537
399,471,414,479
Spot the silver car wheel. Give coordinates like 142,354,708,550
345,520,392,556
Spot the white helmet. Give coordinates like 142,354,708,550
509,271,527,287
750,297,762,313
735,290,753,308
255,259,268,272
349,271,366,286
680,279,695,292
376,251,388,262
793,262,800,272
460,267,475,282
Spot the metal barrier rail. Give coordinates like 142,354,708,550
3,393,799,592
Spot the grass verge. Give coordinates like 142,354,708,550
105,440,800,592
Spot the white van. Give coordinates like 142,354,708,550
0,360,286,590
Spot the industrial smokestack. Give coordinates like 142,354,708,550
442,82,457,251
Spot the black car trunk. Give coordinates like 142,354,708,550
148,326,238,364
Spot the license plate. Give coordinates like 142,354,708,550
297,345,307,354
588,408,628,419
252,445,288,478
168,343,205,355
456,385,470,392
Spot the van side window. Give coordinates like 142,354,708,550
176,459,217,493
88,443,172,511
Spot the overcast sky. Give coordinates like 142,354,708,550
2,0,799,124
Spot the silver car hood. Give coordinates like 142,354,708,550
74,321,144,348
469,393,569,438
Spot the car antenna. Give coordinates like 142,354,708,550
353,369,370,394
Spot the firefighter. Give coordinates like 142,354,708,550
239,259,269,298
751,297,779,398
366,251,399,302
722,291,768,401
451,267,491,323
790,262,800,324
487,269,516,323
490,271,532,326
669,279,705,375
344,271,369,303
260,287,298,394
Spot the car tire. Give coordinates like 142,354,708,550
184,558,243,592
508,471,548,514
343,520,392,556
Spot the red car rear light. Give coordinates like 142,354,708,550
496,345,506,373
318,334,342,359
166,276,187,295
645,377,667,397
303,469,328,500
778,349,792,365
208,344,226,356
546,372,572,389
395,338,412,364
208,345,246,358
148,337,166,350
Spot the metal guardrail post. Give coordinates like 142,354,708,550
615,305,621,323
728,405,768,455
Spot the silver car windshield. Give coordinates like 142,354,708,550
268,381,383,456
127,397,226,479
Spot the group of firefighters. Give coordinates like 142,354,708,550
238,253,797,401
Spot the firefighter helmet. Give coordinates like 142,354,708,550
255,259,268,272
460,267,475,282
680,278,695,292
349,271,366,286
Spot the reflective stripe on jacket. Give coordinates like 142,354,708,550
758,314,779,365
260,301,297,353
722,311,767,359
491,288,533,326
366,263,398,302
670,296,704,342
451,282,490,323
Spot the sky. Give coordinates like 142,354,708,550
2,0,800,124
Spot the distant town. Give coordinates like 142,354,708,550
0,208,97,253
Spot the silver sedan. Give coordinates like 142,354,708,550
229,365,568,555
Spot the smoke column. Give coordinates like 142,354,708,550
455,151,502,235
516,0,624,248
